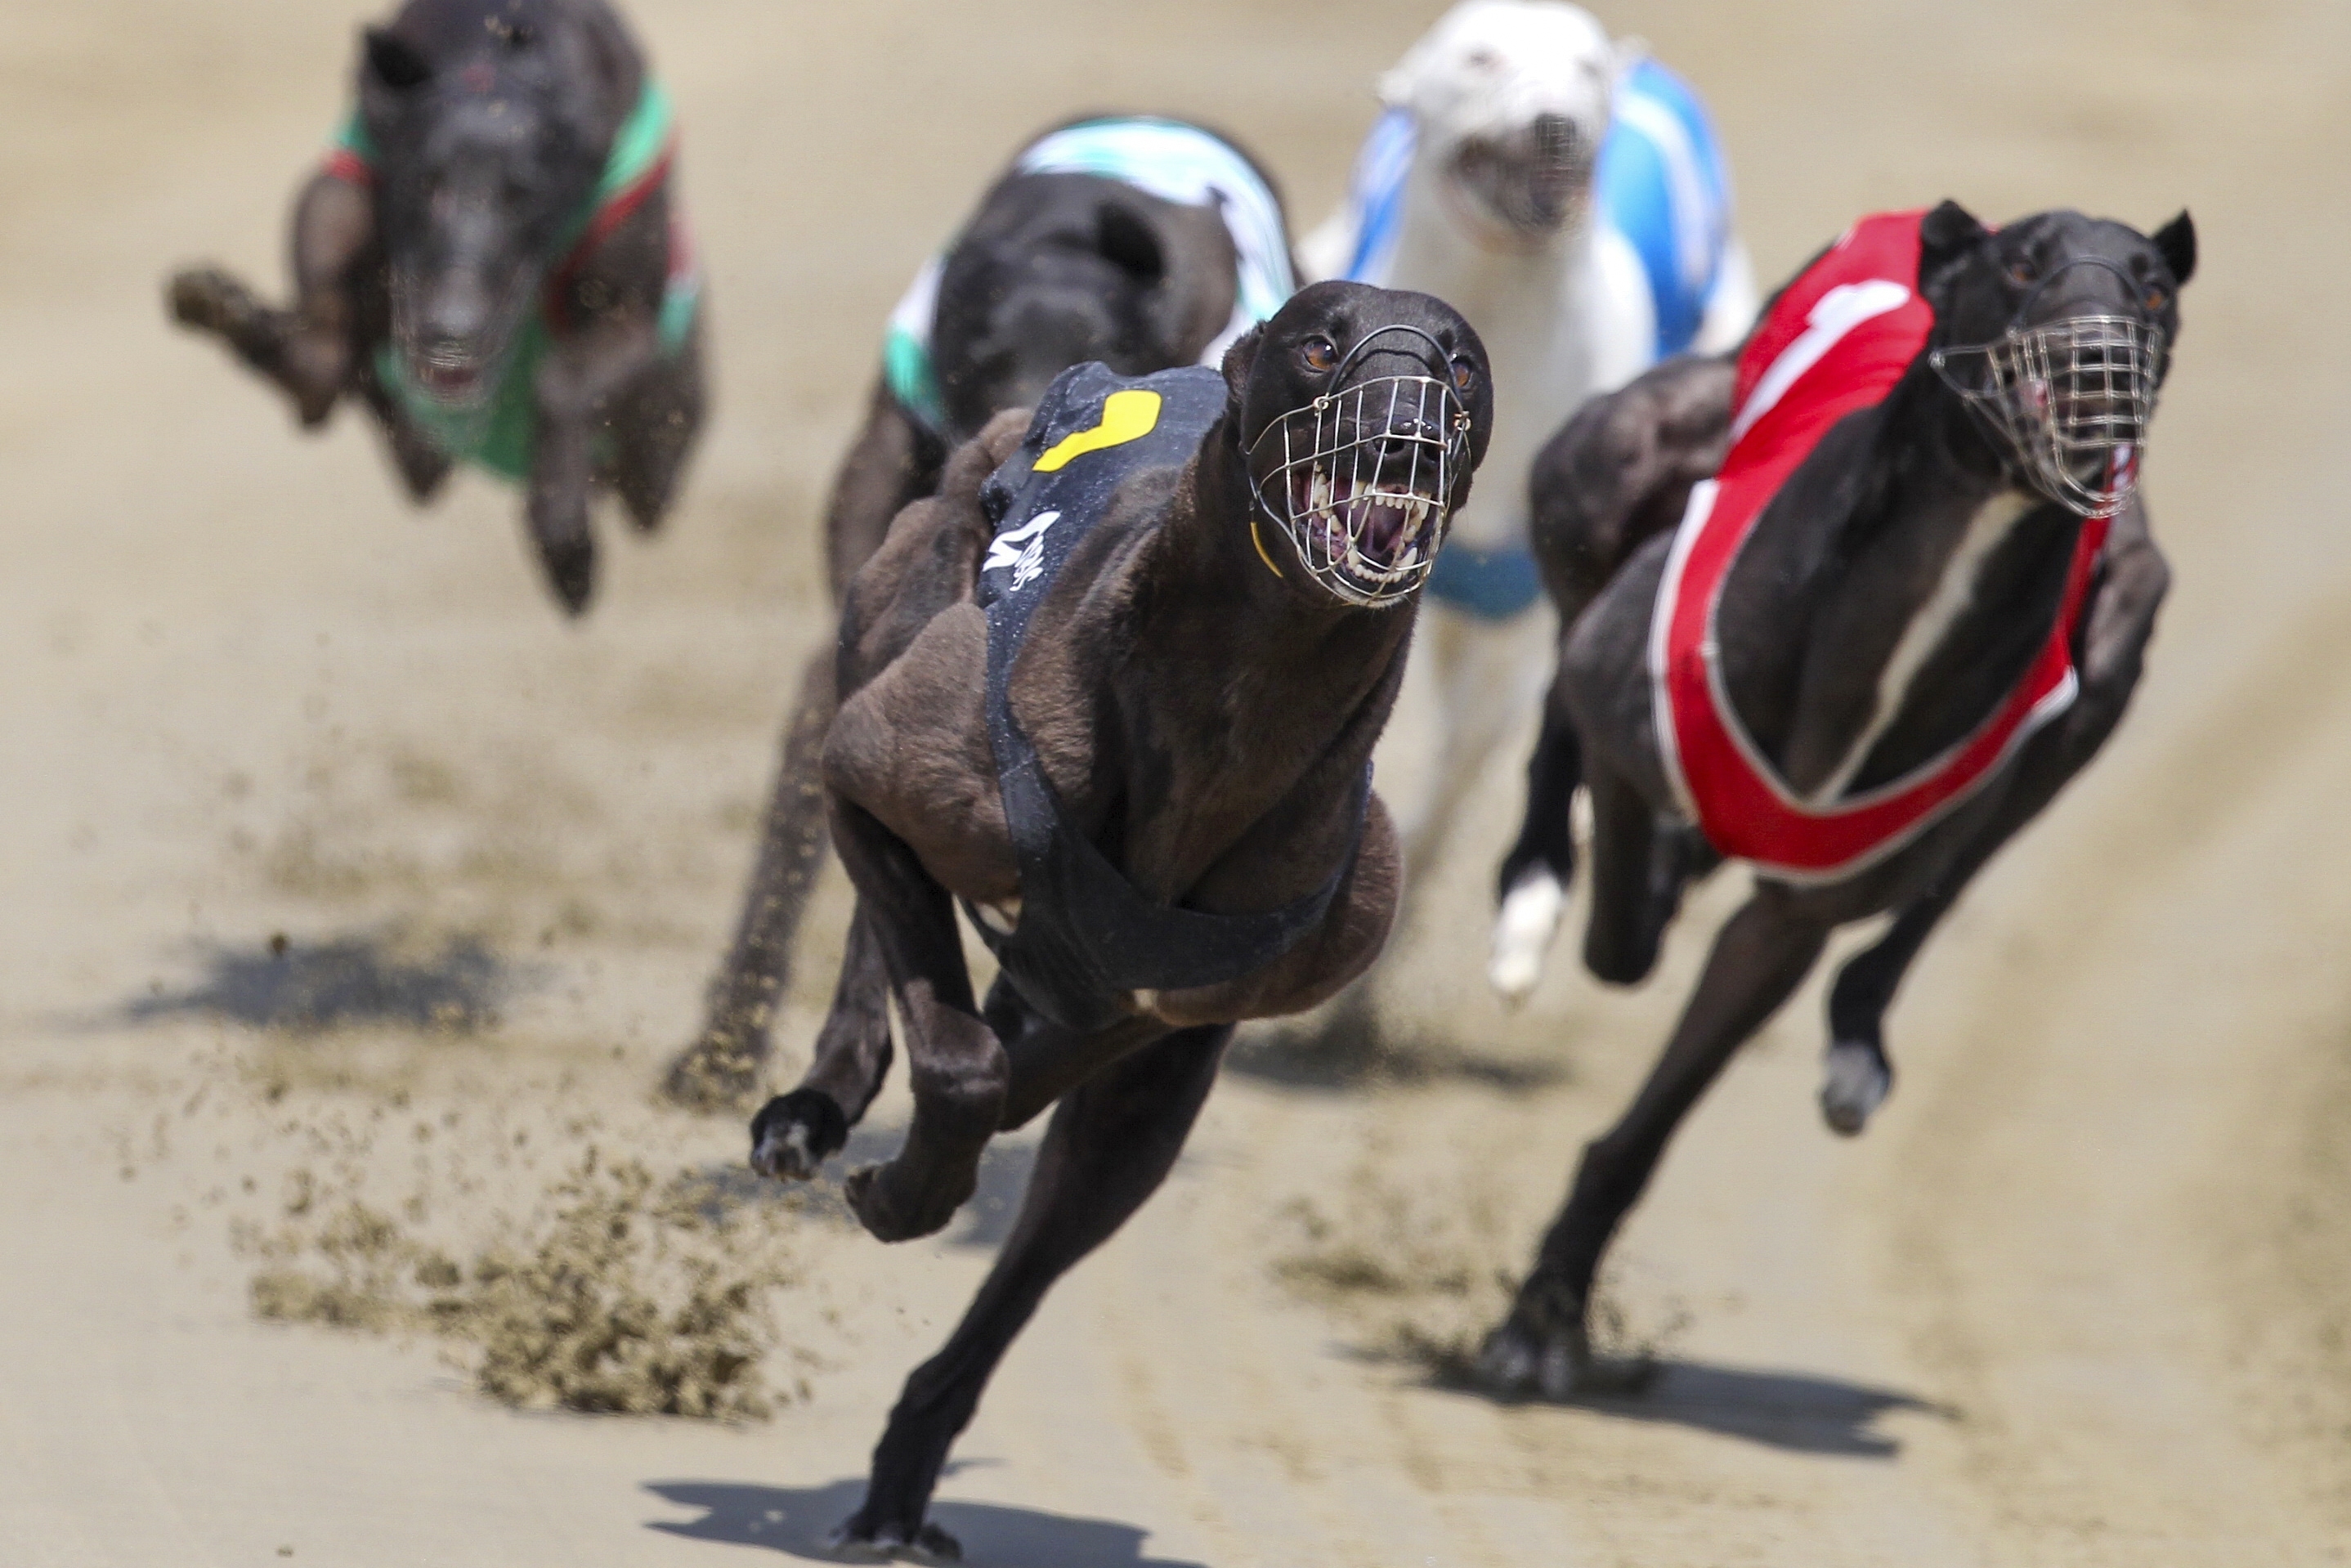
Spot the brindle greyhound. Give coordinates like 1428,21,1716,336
744,280,1490,1555
166,0,702,616
664,119,1292,1109
1479,201,2194,1397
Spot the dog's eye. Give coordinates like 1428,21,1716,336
1464,47,1502,71
2007,258,2037,287
1301,336,1337,373
1449,355,1477,393
2142,282,2170,312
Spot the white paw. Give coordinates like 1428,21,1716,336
1820,1040,1891,1137
750,1120,817,1181
1489,868,1565,1006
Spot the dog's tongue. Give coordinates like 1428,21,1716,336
1346,495,1413,561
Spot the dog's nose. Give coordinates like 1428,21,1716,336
423,275,495,347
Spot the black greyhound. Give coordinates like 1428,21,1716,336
167,0,703,616
1480,201,2194,1397
745,281,1489,1555
664,116,1295,1109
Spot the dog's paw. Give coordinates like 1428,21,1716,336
1489,866,1566,1006
747,1089,848,1180
1476,1311,1589,1401
832,1514,961,1565
1476,1309,1655,1401
1819,1039,1892,1137
166,265,254,335
844,1160,965,1244
536,529,597,616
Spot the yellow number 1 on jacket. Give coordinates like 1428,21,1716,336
1033,389,1163,473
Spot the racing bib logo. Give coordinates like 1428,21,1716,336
984,509,1061,591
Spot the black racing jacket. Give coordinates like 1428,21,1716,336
966,361,1369,1033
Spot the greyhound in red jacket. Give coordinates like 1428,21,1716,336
1481,201,2193,1396
747,280,1490,1555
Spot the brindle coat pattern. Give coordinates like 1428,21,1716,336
167,0,702,616
664,146,1274,1109
746,281,1490,1554
1481,202,2195,1397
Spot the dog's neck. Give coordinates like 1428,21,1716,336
1154,425,1417,744
1769,368,2086,800
1085,424,1413,902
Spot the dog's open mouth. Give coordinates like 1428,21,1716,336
414,343,490,402
1287,461,1444,588
1250,367,1471,607
1449,114,1596,239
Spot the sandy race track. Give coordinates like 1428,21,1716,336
3,1,2349,1563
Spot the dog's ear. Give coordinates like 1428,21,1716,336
1095,203,1167,287
1377,29,1440,110
1917,199,1989,306
363,27,433,92
1220,322,1265,410
2152,210,2197,285
1919,200,1988,272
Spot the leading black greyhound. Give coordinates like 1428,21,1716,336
663,119,1290,1109
1480,201,2194,1396
746,281,1490,1555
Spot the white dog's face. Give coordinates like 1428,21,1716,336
1381,0,1623,244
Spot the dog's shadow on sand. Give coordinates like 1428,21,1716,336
643,1477,1207,1568
1437,1356,1953,1459
118,929,522,1033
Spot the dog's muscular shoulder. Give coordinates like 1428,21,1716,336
823,411,1031,901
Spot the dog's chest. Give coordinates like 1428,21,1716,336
1811,488,2040,800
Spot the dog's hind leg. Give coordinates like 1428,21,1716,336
1579,756,1705,988
746,903,893,1176
667,651,838,1109
1490,654,1582,1004
663,396,943,1108
1483,887,1828,1398
823,799,1008,1243
1391,603,1556,899
840,1023,1228,1560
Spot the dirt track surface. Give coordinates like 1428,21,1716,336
6,2,2350,1563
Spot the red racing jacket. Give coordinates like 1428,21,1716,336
1649,209,2108,883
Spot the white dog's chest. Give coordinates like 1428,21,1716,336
1399,223,1652,552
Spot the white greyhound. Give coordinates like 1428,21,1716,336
1302,0,1754,1009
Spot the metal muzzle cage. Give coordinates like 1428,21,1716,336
1928,248,2169,521
1247,327,1476,608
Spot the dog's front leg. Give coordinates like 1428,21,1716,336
745,901,893,1167
826,798,1007,1243
168,172,374,428
527,317,661,614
